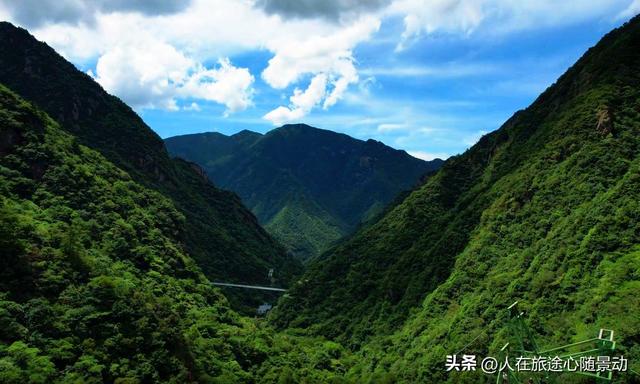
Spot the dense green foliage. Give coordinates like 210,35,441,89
0,84,358,383
272,16,640,382
165,125,442,261
0,22,302,306
2,14,640,384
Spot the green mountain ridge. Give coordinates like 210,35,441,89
0,83,358,383
2,14,640,384
271,15,640,383
0,22,302,310
165,124,443,261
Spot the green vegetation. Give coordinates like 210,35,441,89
272,16,640,383
264,197,344,260
0,84,356,383
165,124,443,261
0,22,302,311
2,13,640,384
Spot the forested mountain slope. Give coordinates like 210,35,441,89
0,22,302,302
0,84,356,383
272,15,640,383
166,124,442,261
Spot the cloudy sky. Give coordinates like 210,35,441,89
1,0,639,160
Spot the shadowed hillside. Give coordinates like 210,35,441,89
166,124,443,261
0,22,302,311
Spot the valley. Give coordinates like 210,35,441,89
165,125,443,262
1,10,639,384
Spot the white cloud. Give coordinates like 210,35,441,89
7,0,378,119
92,40,253,113
618,0,640,19
180,58,254,115
407,150,449,161
262,16,378,88
2,0,635,123
290,74,328,110
262,16,380,124
263,73,327,125
387,0,632,50
391,0,483,50
262,106,305,125
361,62,498,78
184,102,201,111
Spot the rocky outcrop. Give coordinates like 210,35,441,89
596,106,613,136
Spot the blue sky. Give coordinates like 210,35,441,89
1,0,639,160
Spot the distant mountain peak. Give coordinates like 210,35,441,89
272,123,337,136
279,123,314,129
232,129,262,137
166,125,443,261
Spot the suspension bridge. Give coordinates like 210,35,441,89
212,282,287,292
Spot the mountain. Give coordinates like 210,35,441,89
3,14,639,384
0,83,357,383
0,22,302,310
165,125,443,261
271,15,640,382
